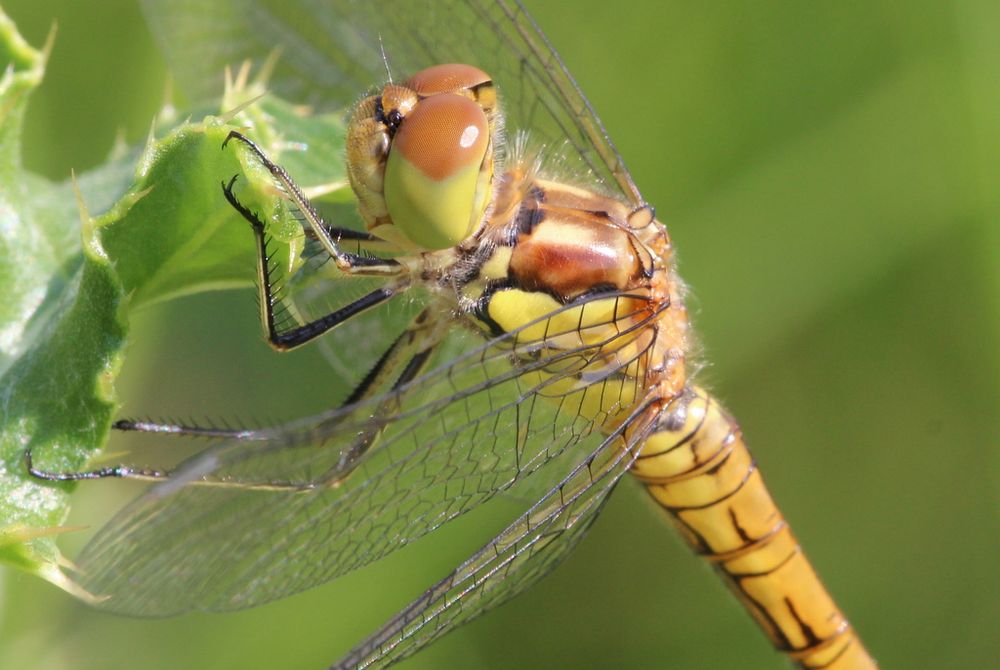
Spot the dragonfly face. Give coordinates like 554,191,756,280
347,63,498,251
31,2,874,668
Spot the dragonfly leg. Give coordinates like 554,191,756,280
26,444,319,491
25,413,281,484
222,175,405,352
105,327,416,442
23,413,281,483
25,447,169,483
313,310,441,487
111,418,272,440
303,223,380,248
26,423,326,490
339,308,436,406
222,131,401,277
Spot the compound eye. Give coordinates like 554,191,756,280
405,63,491,96
384,94,490,250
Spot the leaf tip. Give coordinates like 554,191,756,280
135,118,160,178
41,21,57,65
71,171,107,262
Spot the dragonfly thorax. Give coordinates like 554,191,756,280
346,64,499,251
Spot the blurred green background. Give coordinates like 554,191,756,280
2,1,998,669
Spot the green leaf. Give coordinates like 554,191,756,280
0,7,104,595
0,9,346,595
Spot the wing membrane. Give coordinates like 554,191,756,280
76,293,664,614
141,0,640,203
334,402,653,669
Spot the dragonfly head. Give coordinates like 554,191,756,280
346,64,499,251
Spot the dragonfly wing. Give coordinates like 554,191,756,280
75,293,662,615
333,405,650,669
141,0,640,203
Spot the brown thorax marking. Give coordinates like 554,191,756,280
490,177,660,301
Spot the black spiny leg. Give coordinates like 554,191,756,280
110,418,269,439
310,310,443,487
222,131,401,277
25,448,169,483
221,175,405,352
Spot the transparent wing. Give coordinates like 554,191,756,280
334,403,652,669
76,293,665,615
141,0,641,203
276,240,420,403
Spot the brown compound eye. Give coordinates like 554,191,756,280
392,94,488,181
383,93,491,250
405,63,492,97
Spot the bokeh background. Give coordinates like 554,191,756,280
2,1,998,668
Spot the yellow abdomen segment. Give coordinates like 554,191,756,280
633,387,876,669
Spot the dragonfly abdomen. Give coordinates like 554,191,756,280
632,387,876,669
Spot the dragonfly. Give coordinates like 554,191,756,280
28,1,875,668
